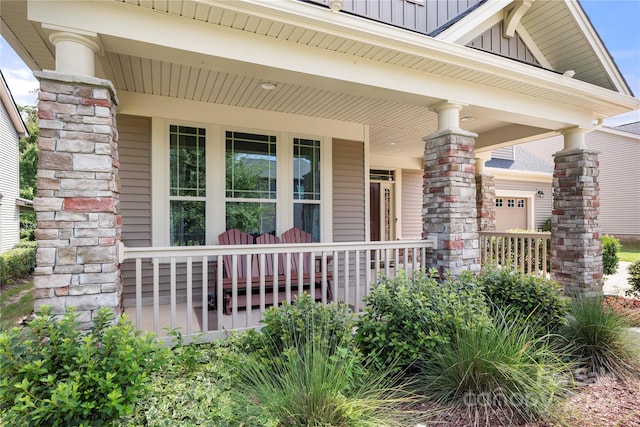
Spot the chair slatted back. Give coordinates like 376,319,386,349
218,229,254,279
280,227,313,275
255,233,284,276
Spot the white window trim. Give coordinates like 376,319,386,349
151,118,333,246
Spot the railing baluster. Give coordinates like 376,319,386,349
355,250,361,313
231,255,238,329
332,250,338,304
246,254,252,327
384,249,390,278
216,255,223,331
344,250,350,306
365,249,371,297
259,253,266,313
285,252,292,305
186,257,192,335
534,238,540,277
135,258,142,329
272,253,279,309
152,258,159,335
203,256,209,333
298,251,304,299
170,258,176,330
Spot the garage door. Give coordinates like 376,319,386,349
495,197,527,231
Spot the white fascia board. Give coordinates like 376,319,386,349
488,167,552,183
436,2,509,44
29,0,639,119
0,75,27,136
566,0,632,96
597,127,640,141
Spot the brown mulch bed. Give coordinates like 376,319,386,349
604,295,640,326
407,376,640,426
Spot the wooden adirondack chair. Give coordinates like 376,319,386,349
280,227,333,301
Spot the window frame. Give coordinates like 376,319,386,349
151,118,332,246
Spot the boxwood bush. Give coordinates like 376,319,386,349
0,241,36,286
602,235,621,275
355,269,491,373
0,307,163,426
627,260,640,297
477,266,568,332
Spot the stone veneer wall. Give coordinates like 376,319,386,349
32,71,122,325
551,148,602,297
423,130,480,276
476,173,496,232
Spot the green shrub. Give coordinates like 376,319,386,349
416,309,568,423
235,321,414,427
258,291,355,357
542,216,552,232
0,242,36,286
626,260,640,297
355,269,491,373
477,266,568,332
120,336,262,427
559,297,640,380
0,307,163,426
602,235,621,275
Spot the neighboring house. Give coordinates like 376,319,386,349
486,146,553,232
488,124,640,239
2,0,639,337
0,71,28,253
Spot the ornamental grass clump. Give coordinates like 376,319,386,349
235,297,416,427
415,308,568,425
559,296,640,381
0,307,163,427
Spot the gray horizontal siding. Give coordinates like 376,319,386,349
401,169,423,239
333,138,365,242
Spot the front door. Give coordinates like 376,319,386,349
369,181,395,241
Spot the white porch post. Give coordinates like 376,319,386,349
551,127,602,297
33,29,123,326
422,101,480,277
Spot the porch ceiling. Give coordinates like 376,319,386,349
2,0,638,160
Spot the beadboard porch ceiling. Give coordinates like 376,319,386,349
2,0,637,159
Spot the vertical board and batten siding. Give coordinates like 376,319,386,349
0,101,20,253
401,169,423,239
467,21,541,66
309,0,481,35
494,178,552,230
118,115,211,307
520,131,640,238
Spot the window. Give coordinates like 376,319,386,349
496,198,503,207
225,131,277,236
517,199,525,208
293,138,321,241
507,199,515,208
169,125,206,246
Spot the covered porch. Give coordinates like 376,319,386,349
3,0,637,335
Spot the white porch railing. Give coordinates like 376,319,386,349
479,231,551,276
122,238,436,342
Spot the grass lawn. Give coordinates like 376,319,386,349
0,279,33,331
619,240,640,263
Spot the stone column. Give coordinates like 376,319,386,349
475,152,496,232
32,71,121,325
551,127,602,297
423,102,480,277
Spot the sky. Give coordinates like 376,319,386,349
1,0,639,125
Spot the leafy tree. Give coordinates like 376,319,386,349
18,105,38,241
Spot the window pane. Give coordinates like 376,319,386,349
170,200,205,246
294,203,320,242
226,131,277,199
293,138,320,200
226,202,276,236
170,126,206,197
